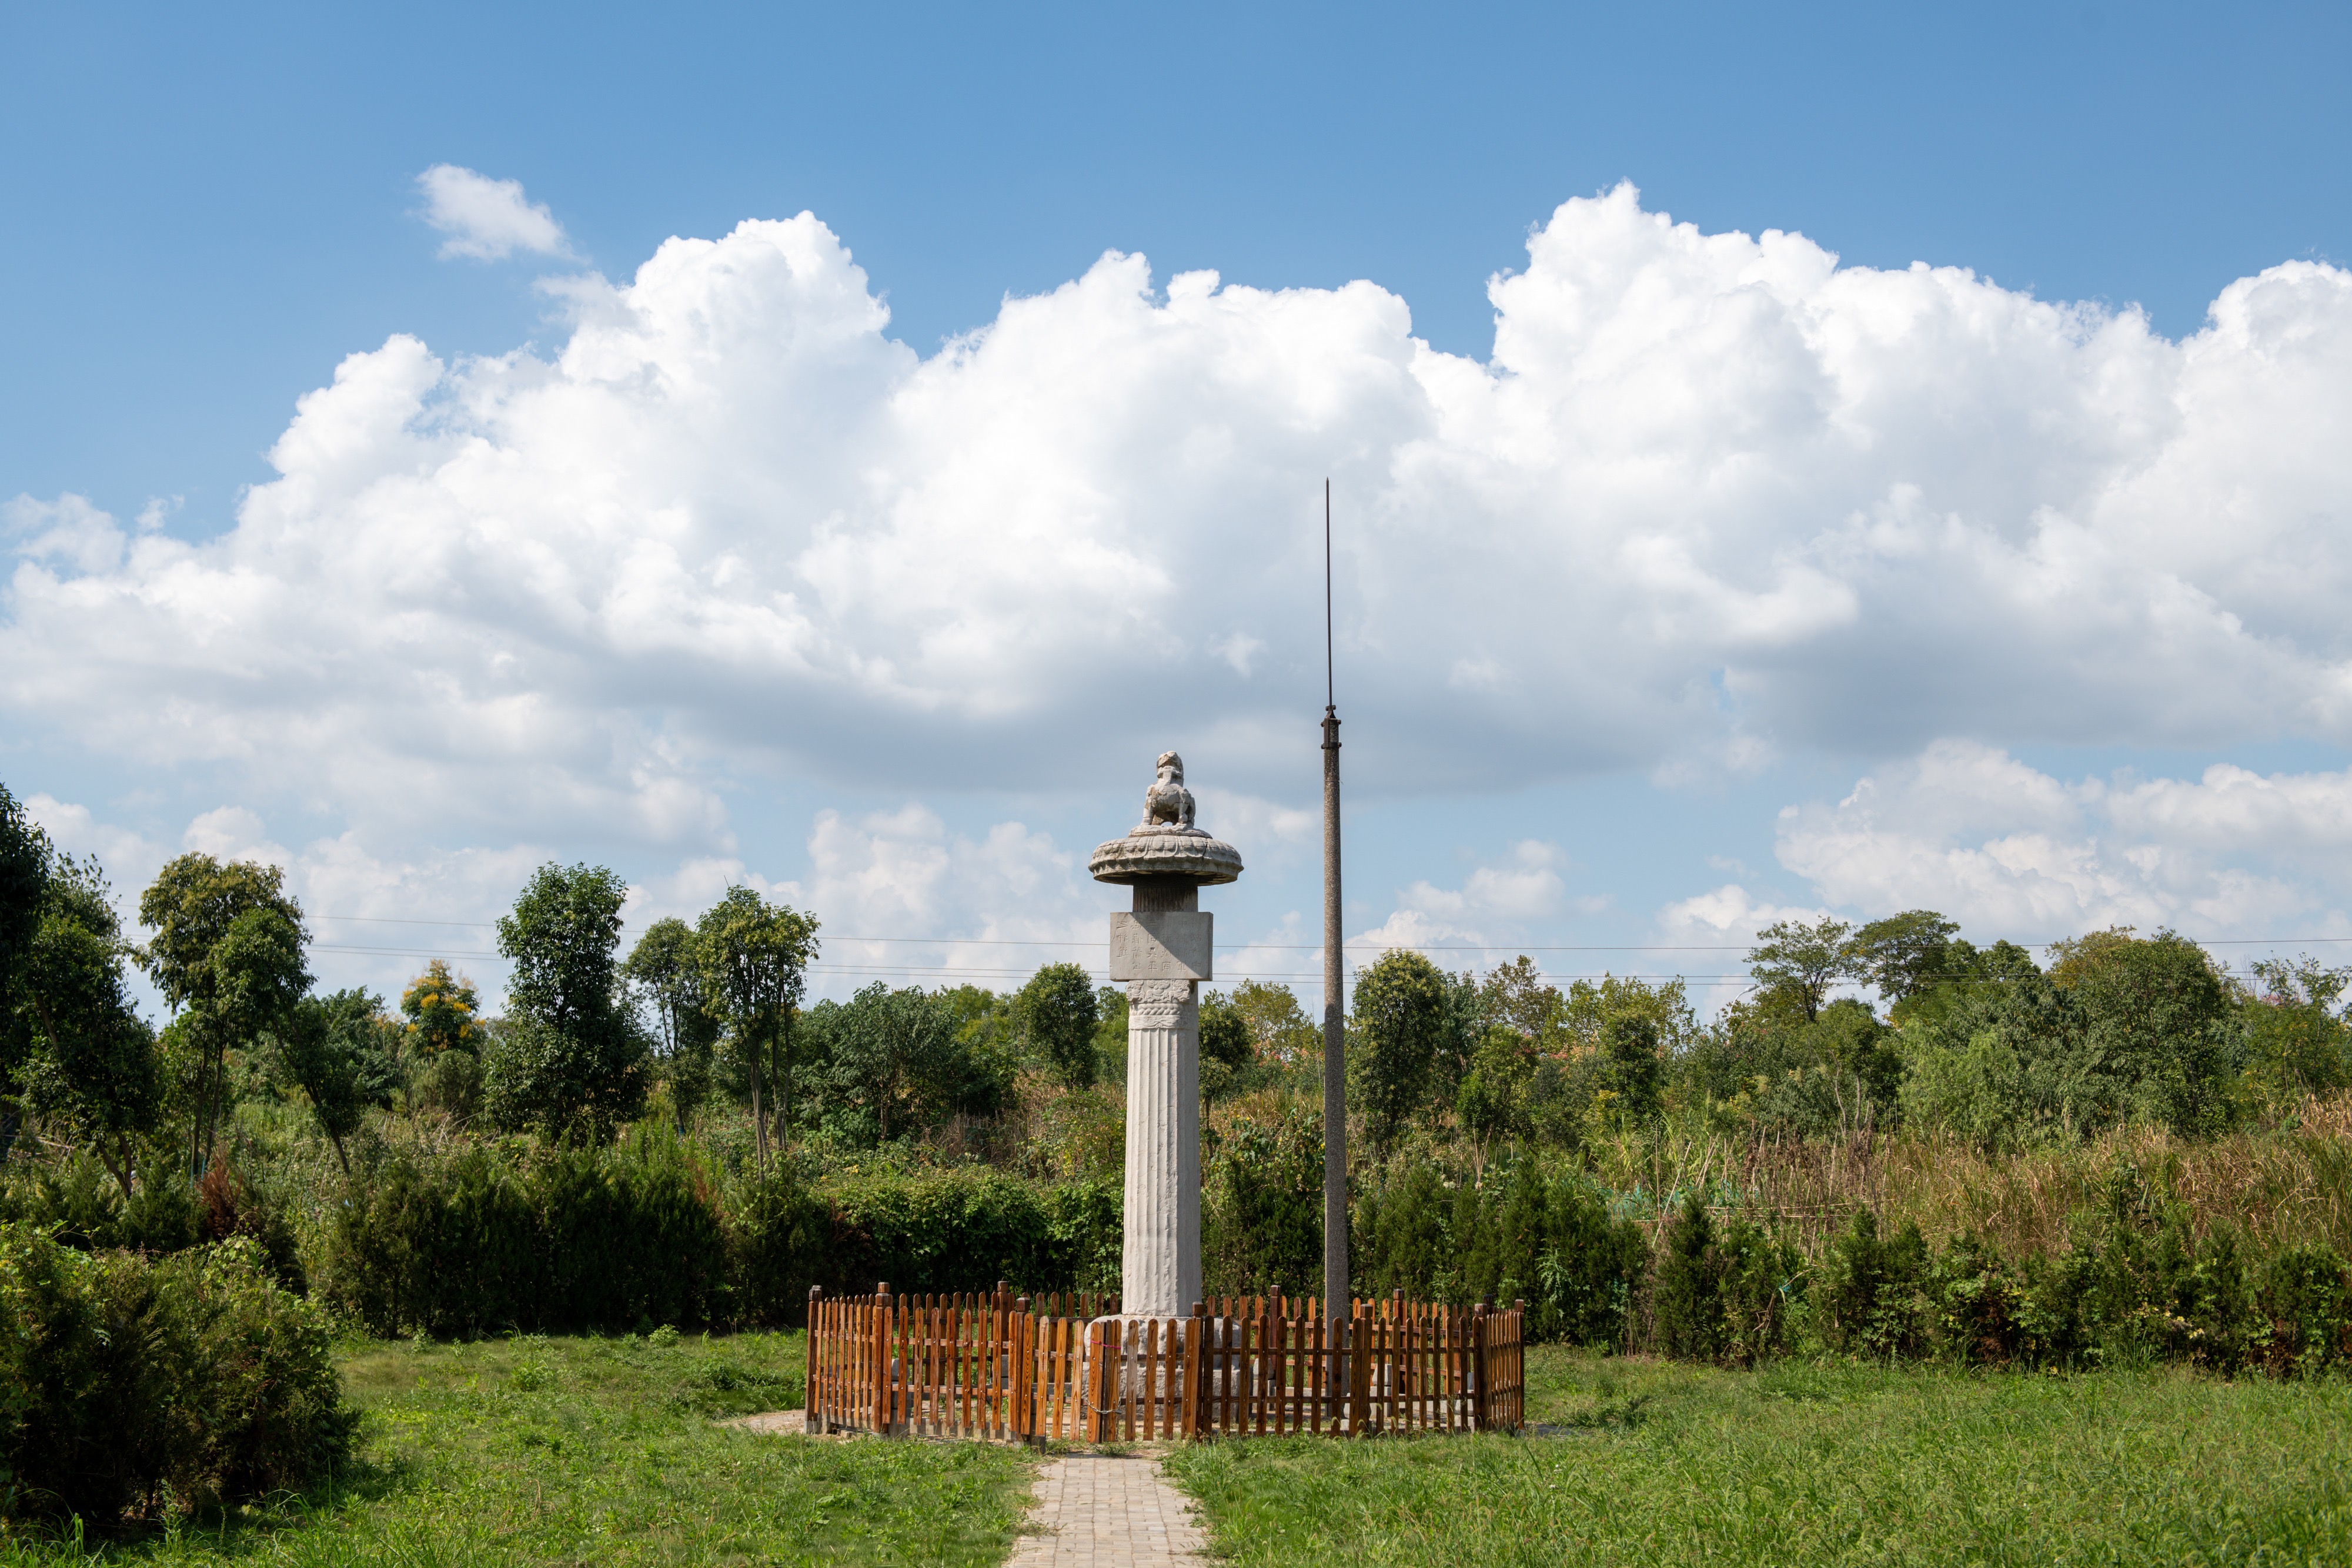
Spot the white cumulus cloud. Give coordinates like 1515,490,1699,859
7,183,2352,924
415,164,574,261
1772,740,2352,942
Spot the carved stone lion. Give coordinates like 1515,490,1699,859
1140,751,1197,832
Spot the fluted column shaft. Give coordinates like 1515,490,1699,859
1122,977,1200,1318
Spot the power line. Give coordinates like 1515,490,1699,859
313,915,2352,954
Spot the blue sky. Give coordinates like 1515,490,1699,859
6,1,2352,1014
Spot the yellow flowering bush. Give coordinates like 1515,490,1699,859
400,958,480,1057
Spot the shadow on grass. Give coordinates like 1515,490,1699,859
0,1453,429,1568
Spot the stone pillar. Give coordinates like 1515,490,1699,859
1088,752,1242,1326
1121,975,1200,1317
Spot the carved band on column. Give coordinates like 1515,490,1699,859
1127,978,1194,1028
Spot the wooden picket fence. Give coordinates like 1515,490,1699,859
803,1283,1525,1441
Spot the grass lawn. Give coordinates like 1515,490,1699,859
8,1332,1036,1568
1161,1347,2352,1567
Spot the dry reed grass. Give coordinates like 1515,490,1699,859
1588,1095,2352,1256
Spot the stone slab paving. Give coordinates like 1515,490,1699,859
1005,1455,1209,1567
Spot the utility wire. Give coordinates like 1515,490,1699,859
308,914,2352,951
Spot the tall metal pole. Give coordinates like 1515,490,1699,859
1321,479,1349,1329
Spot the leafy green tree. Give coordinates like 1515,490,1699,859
694,887,818,1166
0,784,49,1155
275,988,397,1172
205,909,312,1151
1455,1024,1536,1169
19,856,160,1199
1558,972,1702,1056
1895,936,2042,1031
1478,956,1564,1044
1014,962,1100,1090
1746,916,1855,1022
824,982,956,1144
2244,955,2352,1098
1201,1102,1324,1296
399,959,480,1059
1845,910,1960,1005
1226,979,1318,1065
1432,966,1484,1097
1198,988,1254,1105
1902,928,2238,1145
136,853,308,1175
1351,950,1450,1146
2050,927,2240,1137
1599,1011,1663,1118
486,862,645,1138
623,917,721,1131
1091,985,1129,1085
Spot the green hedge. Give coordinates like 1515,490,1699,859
316,1139,1122,1336
1355,1162,1649,1346
0,1225,352,1525
319,1135,728,1337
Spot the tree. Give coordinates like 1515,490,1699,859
694,887,818,1166
275,988,397,1173
136,853,309,1175
1456,1024,1536,1172
1198,989,1254,1105
204,909,312,1158
19,859,160,1199
1599,1012,1663,1118
1746,917,1855,1023
1896,937,2042,1032
2245,955,2352,1098
0,784,49,1156
1013,962,1100,1089
1901,928,2239,1145
399,959,480,1059
1227,979,1319,1066
1351,950,1450,1145
487,862,645,1138
826,982,957,1144
623,917,722,1132
1845,911,1960,1005
1558,973,1702,1057
1479,956,1565,1044
1091,986,1129,1083
2050,927,2238,1137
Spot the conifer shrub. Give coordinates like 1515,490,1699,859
725,1166,828,1325
318,1142,1119,1331
1531,1176,1649,1348
1352,1162,1452,1302
0,1225,352,1527
0,1151,203,1258
1653,1192,1725,1362
2256,1244,2352,1373
533,1134,728,1331
1352,1162,1645,1342
1929,1231,2026,1365
318,1145,539,1336
1715,1214,1800,1365
1816,1209,1932,1359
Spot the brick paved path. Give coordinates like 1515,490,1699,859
1004,1455,1208,1567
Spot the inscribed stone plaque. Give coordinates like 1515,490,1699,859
1107,911,1214,982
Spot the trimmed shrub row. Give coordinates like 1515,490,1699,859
315,1136,1122,1337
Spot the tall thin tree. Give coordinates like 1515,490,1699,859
695,888,819,1175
